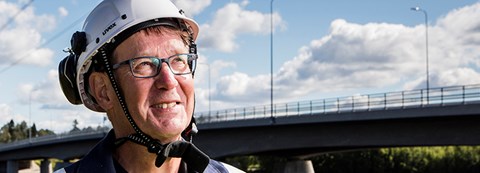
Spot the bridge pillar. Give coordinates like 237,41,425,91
282,159,314,173
6,160,18,173
40,159,50,173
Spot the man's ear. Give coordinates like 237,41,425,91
89,72,114,111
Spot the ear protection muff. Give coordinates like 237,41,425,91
58,31,87,105
58,53,81,104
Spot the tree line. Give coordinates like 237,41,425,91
0,120,54,143
0,119,110,143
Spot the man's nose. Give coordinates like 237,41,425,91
154,62,178,89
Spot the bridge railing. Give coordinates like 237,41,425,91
195,84,480,123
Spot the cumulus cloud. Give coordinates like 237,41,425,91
434,68,480,86
198,1,286,52
211,2,480,106
194,57,238,110
275,19,420,93
0,1,56,67
0,104,27,125
58,6,68,17
0,104,13,122
18,69,68,108
15,69,108,133
0,104,11,119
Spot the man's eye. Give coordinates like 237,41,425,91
132,58,157,75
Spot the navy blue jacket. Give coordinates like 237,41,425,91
56,130,231,173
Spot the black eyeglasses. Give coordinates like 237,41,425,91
112,53,198,78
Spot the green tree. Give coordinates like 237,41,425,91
38,129,55,136
70,119,80,132
0,120,13,143
13,121,28,141
0,119,55,143
6,120,14,142
31,123,38,137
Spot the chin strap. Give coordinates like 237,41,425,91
114,134,210,171
98,45,209,172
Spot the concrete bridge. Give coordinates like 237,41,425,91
1,84,480,173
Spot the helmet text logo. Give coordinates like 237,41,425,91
102,22,117,36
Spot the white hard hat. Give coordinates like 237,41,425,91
59,0,199,112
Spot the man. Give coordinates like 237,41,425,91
57,0,243,172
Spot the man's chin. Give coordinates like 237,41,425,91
149,126,186,142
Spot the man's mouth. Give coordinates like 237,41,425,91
152,102,178,109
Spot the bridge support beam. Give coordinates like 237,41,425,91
40,159,50,173
6,160,18,173
282,159,314,173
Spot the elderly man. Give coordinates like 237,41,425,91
57,0,243,172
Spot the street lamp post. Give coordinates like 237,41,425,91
270,0,275,123
411,7,430,103
207,64,211,115
29,92,32,142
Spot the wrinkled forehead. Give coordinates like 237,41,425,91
112,29,188,61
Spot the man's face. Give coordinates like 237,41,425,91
112,29,194,142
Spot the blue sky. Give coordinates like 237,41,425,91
0,0,479,133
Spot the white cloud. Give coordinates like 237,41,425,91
13,69,109,133
27,48,55,66
210,2,480,107
0,1,19,21
18,69,68,107
434,3,480,69
171,0,211,17
218,72,250,96
0,104,27,126
194,57,238,110
30,106,109,133
7,3,56,32
275,19,419,91
240,0,249,7
212,72,270,105
58,6,68,17
198,2,285,52
0,104,13,122
0,1,56,67
435,68,480,87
